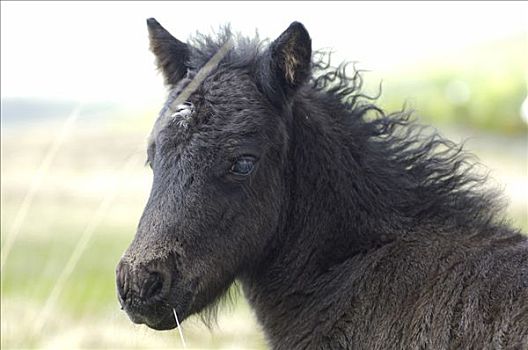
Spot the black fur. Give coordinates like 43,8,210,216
117,20,528,349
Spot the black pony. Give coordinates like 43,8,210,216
117,19,528,349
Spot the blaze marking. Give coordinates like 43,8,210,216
169,102,195,129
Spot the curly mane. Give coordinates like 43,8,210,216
310,51,506,231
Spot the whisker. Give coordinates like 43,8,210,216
173,308,187,349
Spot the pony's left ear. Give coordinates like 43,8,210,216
147,18,190,86
263,22,312,100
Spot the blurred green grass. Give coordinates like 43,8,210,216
370,34,527,134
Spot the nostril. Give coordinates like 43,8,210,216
141,272,164,301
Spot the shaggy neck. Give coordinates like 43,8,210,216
241,89,403,348
282,89,404,266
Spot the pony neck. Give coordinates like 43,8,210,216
282,90,401,266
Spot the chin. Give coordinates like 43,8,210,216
123,300,190,331
145,312,178,331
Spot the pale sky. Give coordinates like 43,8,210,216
1,1,527,107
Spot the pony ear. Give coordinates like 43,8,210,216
147,18,189,86
268,22,312,95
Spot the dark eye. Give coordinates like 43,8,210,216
230,156,256,176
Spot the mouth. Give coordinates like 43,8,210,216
121,295,192,331
123,302,189,330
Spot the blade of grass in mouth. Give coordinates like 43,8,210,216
173,308,187,349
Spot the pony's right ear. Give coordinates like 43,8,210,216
147,18,189,86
